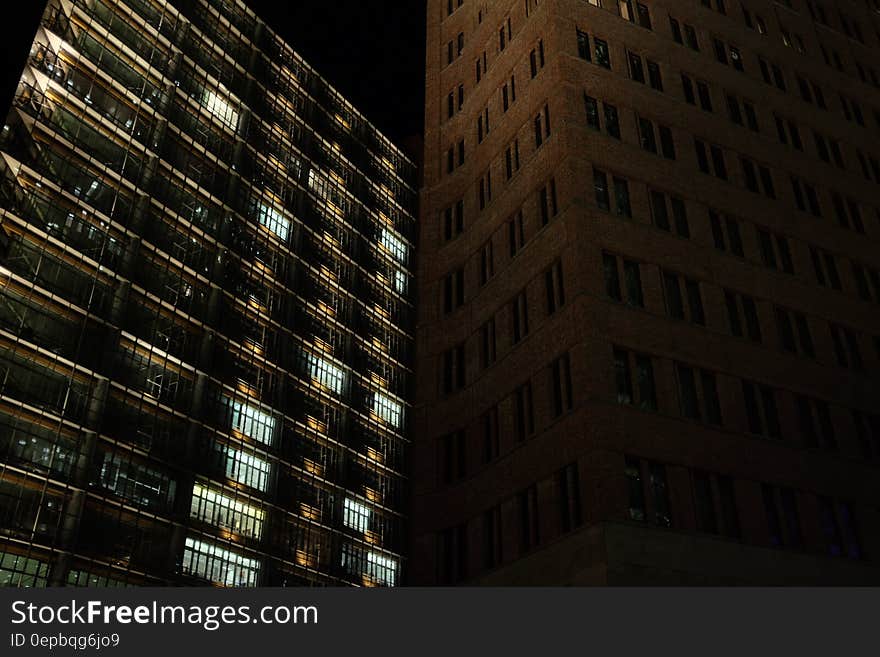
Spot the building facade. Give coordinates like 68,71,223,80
0,0,417,586
413,0,880,584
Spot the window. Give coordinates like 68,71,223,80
478,169,492,209
344,498,372,533
502,76,516,111
190,484,265,539
603,253,643,307
530,39,545,77
724,290,762,342
508,210,525,257
584,94,600,130
438,431,466,484
695,81,712,111
479,318,497,369
558,463,583,532
551,353,574,416
477,107,490,143
613,176,631,217
595,38,611,68
757,229,794,274
441,344,466,394
818,498,861,559
534,104,551,147
659,126,676,160
626,457,647,521
648,61,663,91
709,210,744,257
638,116,656,153
614,348,657,410
663,272,704,325
545,260,565,314
670,17,683,43
483,506,502,569
577,28,591,62
255,203,291,241
628,52,645,83
810,247,842,290
649,462,672,527
676,364,722,425
183,538,259,587
513,382,535,441
775,307,815,358
692,472,740,538
763,485,803,548
853,411,880,462
518,485,540,551
594,169,610,211
682,73,696,105
684,24,699,50
442,268,465,313
504,140,521,179
695,138,726,178
442,200,464,242
830,324,863,371
604,102,621,138
203,90,239,130
852,263,880,303
831,193,866,233
511,290,529,344
303,351,347,395
742,381,781,438
538,178,559,226
482,406,500,463
372,392,403,428
479,240,494,286
692,472,718,534
228,399,276,446
796,395,837,450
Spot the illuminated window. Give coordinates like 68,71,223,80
394,270,407,294
367,551,398,586
304,352,346,394
202,90,239,130
256,203,291,241
341,544,399,586
372,393,403,428
228,399,275,446
380,228,408,264
223,448,270,493
182,537,259,587
0,551,49,587
191,483,265,540
343,498,371,533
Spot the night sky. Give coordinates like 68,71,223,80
0,1,427,146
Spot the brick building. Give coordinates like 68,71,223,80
412,0,880,584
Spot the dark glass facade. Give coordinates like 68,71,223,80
0,0,417,586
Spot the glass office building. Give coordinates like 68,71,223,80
0,0,417,586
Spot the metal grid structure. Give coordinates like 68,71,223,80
0,0,417,587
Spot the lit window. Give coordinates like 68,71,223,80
228,399,275,446
394,270,407,294
202,90,239,130
304,352,346,394
367,551,398,586
223,448,270,492
372,392,403,427
256,203,290,241
182,537,259,587
191,484,265,540
340,544,399,586
343,498,371,533
379,228,408,264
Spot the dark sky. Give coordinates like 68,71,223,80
0,1,426,144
